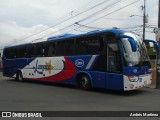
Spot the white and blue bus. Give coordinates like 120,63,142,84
2,29,157,91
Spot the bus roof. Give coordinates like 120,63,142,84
47,29,125,41
4,29,126,48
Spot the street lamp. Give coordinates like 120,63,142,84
130,15,143,17
130,14,148,41
130,0,147,41
130,14,148,23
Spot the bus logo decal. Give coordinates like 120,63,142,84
75,59,84,67
33,60,54,75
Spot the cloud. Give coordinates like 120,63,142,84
0,20,60,48
0,0,158,48
0,0,93,48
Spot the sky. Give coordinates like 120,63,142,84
0,0,158,49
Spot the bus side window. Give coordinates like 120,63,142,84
65,40,75,56
75,37,86,55
76,36,101,55
31,45,36,58
41,43,46,57
48,43,55,57
99,36,105,55
36,43,45,57
45,42,55,57
107,42,121,73
85,35,100,55
5,48,16,59
17,46,26,58
56,39,74,56
25,46,31,58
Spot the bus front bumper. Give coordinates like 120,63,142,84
123,74,152,91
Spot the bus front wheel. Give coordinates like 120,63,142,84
16,71,23,81
80,75,91,90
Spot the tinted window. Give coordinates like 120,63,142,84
5,47,16,59
107,42,122,73
56,39,74,56
75,35,103,55
16,45,28,58
45,42,56,57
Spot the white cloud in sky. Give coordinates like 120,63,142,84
0,19,60,47
0,0,159,48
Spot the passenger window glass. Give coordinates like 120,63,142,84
5,48,16,59
56,39,74,56
75,35,104,55
107,42,121,73
48,43,55,57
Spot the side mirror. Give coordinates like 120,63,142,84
120,35,137,52
144,39,159,52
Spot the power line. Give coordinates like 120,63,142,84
14,0,64,41
79,0,140,26
42,24,76,39
75,0,124,24
14,0,109,43
120,25,142,29
11,0,97,44
75,23,105,30
16,0,111,42
15,0,141,44
71,0,140,33
22,0,63,25
64,0,127,34
45,0,126,37
89,17,157,22
73,24,143,34
74,29,89,33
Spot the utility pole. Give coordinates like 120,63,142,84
158,0,160,88
142,0,146,41
130,0,147,40
158,0,160,28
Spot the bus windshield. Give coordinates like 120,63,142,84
121,33,151,67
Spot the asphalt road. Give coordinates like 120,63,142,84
0,72,160,120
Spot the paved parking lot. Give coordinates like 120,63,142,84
0,72,159,119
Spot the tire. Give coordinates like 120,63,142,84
16,71,23,81
80,75,91,90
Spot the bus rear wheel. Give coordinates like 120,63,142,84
80,75,91,90
16,71,23,81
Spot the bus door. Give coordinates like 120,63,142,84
89,36,107,89
106,41,124,90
